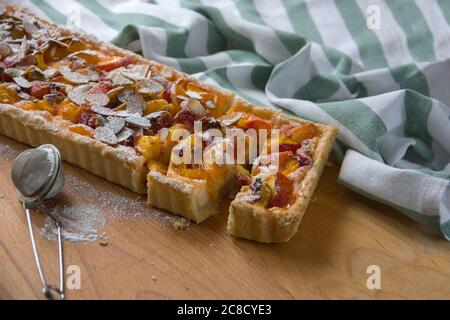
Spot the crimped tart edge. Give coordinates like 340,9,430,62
0,103,148,194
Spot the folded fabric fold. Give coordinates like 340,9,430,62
340,150,450,239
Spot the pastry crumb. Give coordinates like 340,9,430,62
171,217,191,230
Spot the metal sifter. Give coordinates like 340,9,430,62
11,144,65,300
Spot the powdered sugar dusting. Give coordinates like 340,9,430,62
64,174,163,220
40,205,107,242
0,143,19,161
37,173,172,243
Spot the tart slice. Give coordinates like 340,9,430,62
225,101,337,242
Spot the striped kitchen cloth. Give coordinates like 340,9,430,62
14,0,450,238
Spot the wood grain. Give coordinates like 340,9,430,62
0,135,449,300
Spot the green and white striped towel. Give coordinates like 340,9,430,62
15,0,450,238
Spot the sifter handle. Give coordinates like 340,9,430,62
23,202,65,300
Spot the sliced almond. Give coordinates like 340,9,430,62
160,66,173,78
114,110,131,118
106,116,125,134
115,127,134,143
23,21,38,34
91,105,116,117
86,91,110,108
13,76,32,88
176,95,188,101
239,194,261,202
17,36,27,58
83,68,100,82
4,68,21,78
185,90,202,100
67,84,92,105
121,65,149,81
68,49,98,58
138,79,164,96
43,68,58,79
109,71,133,86
106,86,124,99
93,126,118,145
181,98,206,117
17,91,31,100
118,88,145,115
220,112,243,127
205,100,216,109
60,65,89,84
125,114,151,128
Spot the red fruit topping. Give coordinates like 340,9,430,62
279,143,302,153
29,81,51,99
147,111,173,134
297,153,312,166
163,87,172,102
90,80,112,94
173,108,197,130
295,140,313,166
77,110,96,128
96,57,132,72
50,75,65,83
236,172,251,187
123,133,141,148
246,118,272,130
267,172,293,209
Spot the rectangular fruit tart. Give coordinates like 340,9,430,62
0,5,337,243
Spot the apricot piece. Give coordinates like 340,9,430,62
147,160,167,174
288,123,317,143
16,101,36,111
36,100,56,115
136,135,162,160
0,86,18,104
68,124,94,138
58,99,81,123
96,57,131,72
145,99,168,115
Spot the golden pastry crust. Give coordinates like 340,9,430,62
148,171,219,223
226,100,337,243
0,103,148,194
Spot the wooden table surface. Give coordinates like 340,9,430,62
1,134,449,300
